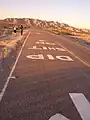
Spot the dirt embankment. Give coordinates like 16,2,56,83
0,30,29,58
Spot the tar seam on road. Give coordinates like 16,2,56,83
55,41,90,68
0,31,31,102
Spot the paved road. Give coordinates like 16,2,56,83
0,29,90,120
0,30,28,93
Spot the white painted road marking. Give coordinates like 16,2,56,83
36,41,55,45
56,56,74,61
56,48,66,52
48,47,56,51
45,42,56,45
56,41,90,68
36,33,40,34
27,54,44,60
49,113,70,120
0,31,31,102
10,76,16,79
36,41,45,44
43,46,48,50
26,54,74,61
28,46,66,51
39,40,45,42
47,55,55,60
28,46,42,50
69,93,90,120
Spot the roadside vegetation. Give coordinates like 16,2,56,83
46,28,90,44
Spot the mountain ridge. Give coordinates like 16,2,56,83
0,18,90,36
2,18,90,32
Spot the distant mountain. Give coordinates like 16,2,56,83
0,18,90,35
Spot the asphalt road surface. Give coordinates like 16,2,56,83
0,29,90,120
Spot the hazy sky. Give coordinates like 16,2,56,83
0,0,90,29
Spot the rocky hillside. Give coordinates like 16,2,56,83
4,18,70,28
0,18,90,36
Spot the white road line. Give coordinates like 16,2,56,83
28,46,42,50
26,54,44,60
39,40,45,42
36,33,40,34
49,113,70,120
42,46,48,50
47,55,55,60
56,48,66,51
56,56,74,61
0,31,30,102
55,41,90,68
69,93,90,120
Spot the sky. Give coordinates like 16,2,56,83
0,0,90,29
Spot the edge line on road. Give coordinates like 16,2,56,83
55,41,90,68
0,31,31,102
69,93,90,120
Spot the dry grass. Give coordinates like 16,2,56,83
71,35,90,43
0,33,23,50
47,28,90,44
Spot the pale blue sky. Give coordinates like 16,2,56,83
0,0,90,29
